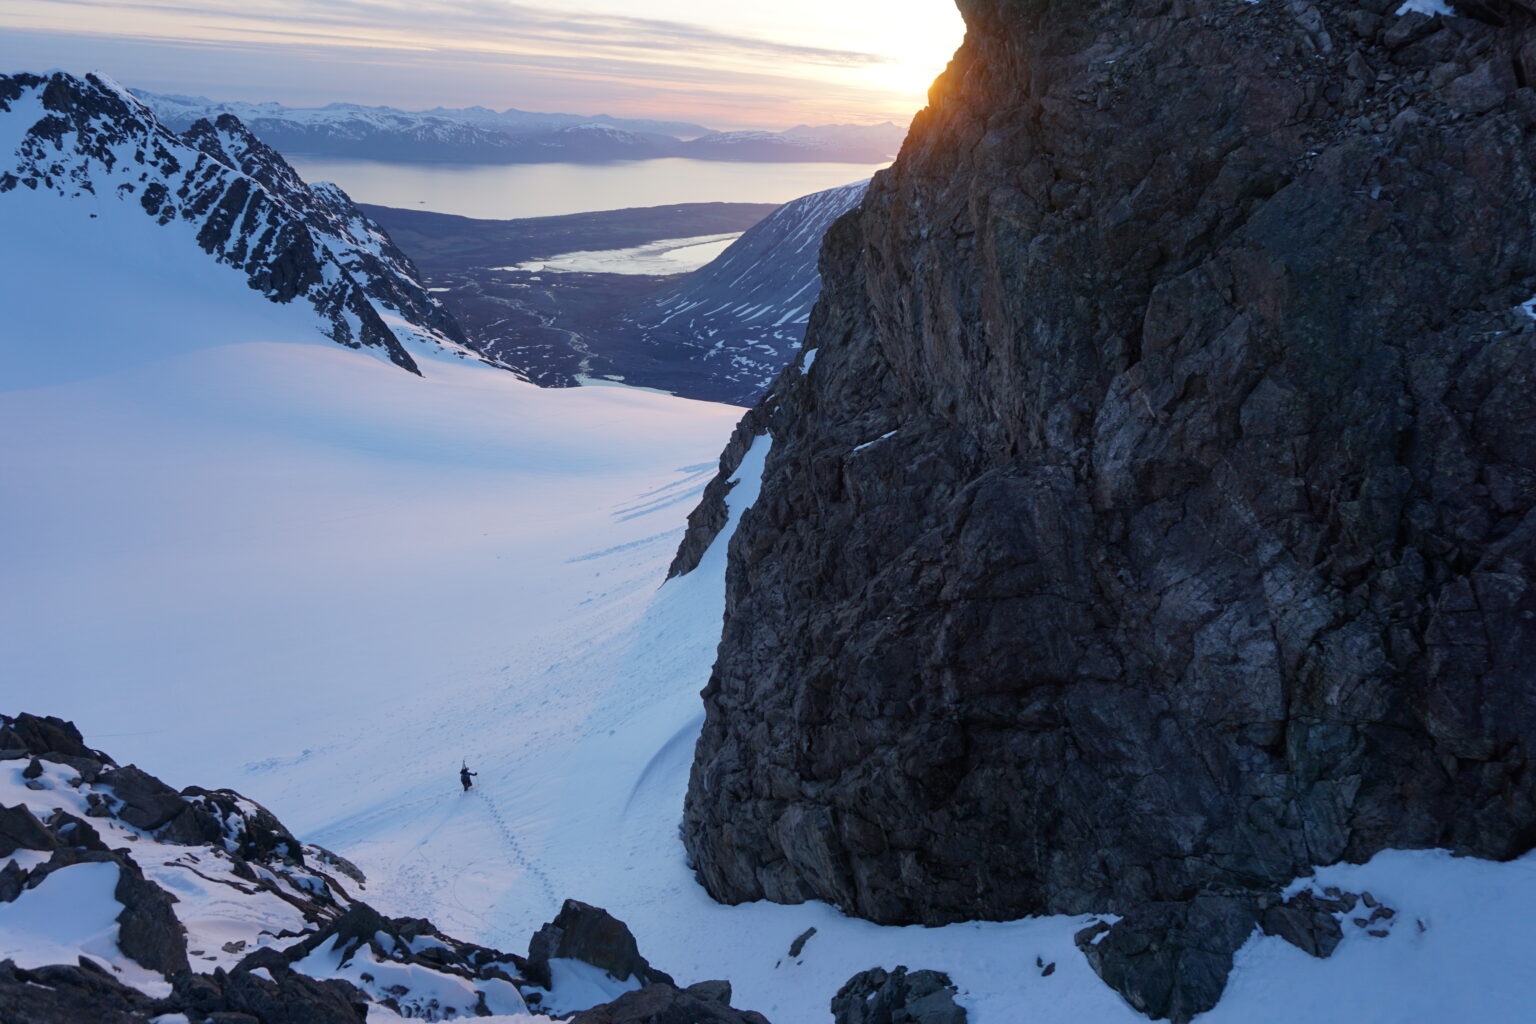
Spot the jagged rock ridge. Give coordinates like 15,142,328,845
1,71,493,375
681,0,1536,1016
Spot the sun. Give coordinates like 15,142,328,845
849,10,966,112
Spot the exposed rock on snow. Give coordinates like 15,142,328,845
830,966,966,1024
524,898,675,991
0,712,773,1023
668,406,772,578
0,959,164,1024
1077,897,1260,1024
566,981,772,1024
787,927,817,959
679,0,1536,1018
0,71,496,376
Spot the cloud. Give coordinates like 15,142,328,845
0,24,921,128
15,0,893,68
0,0,939,127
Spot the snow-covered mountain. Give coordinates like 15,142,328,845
140,91,710,143
1,71,495,378
135,90,688,165
606,179,870,402
131,89,902,165
681,126,902,163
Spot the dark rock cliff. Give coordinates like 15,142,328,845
682,0,1536,962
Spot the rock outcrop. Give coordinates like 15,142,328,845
2,712,772,1023
681,0,1536,1014
524,898,675,991
567,981,773,1024
830,967,966,1024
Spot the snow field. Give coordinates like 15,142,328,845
507,233,743,276
4,130,1536,1022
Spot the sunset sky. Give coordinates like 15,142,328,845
0,0,968,129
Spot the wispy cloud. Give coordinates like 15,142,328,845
15,0,893,68
0,0,953,127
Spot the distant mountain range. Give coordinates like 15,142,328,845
132,90,907,165
364,179,869,404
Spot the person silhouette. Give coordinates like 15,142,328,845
460,764,478,791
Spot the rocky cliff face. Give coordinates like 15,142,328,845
682,0,1536,1008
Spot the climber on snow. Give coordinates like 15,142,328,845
460,763,478,791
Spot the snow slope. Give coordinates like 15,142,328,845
5,321,1536,1023
4,107,1536,1023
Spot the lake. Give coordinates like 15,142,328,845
286,156,889,220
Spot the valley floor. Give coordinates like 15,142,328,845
3,235,1534,1019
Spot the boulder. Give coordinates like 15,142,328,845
114,855,190,975
788,927,816,958
46,811,108,853
686,980,733,1004
1259,890,1349,958
307,844,366,885
170,963,367,1024
1078,897,1259,1024
0,713,95,759
179,788,303,862
45,753,109,784
568,982,771,1024
0,861,27,903
830,967,966,1024
525,899,674,990
0,803,57,857
219,967,368,1024
98,765,187,832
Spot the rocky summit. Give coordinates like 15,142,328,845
680,0,1536,1016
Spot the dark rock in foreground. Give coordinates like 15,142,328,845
831,966,966,1024
525,898,675,990
568,981,772,1024
1077,897,1259,1023
1,713,770,1024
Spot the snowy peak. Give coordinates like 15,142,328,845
129,89,898,164
0,71,489,376
617,179,870,403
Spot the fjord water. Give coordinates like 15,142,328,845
286,155,890,219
